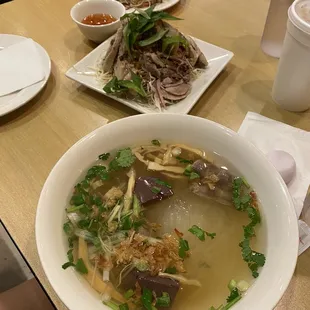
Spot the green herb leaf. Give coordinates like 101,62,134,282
109,148,136,171
62,262,75,270
119,303,130,310
178,238,189,259
206,232,216,239
155,292,170,307
162,35,189,53
189,172,200,180
70,193,85,206
151,11,182,22
176,156,193,164
63,221,74,236
183,164,193,176
164,267,177,274
121,215,133,230
141,287,153,310
86,165,109,181
226,288,240,303
124,289,135,300
139,29,169,47
188,225,216,241
151,139,161,146
99,153,110,160
188,225,205,241
75,258,88,274
155,179,172,189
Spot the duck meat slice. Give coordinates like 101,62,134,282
101,26,123,73
185,35,208,68
164,83,191,96
134,176,173,205
159,87,190,101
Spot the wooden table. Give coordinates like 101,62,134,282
0,0,310,309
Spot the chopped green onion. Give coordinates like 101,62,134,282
124,289,135,300
103,300,119,310
141,287,153,310
155,292,170,307
228,279,237,292
189,172,200,180
63,221,74,236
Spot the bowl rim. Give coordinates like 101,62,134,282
70,0,126,28
36,114,299,310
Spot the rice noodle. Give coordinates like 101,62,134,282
147,161,184,174
158,272,202,287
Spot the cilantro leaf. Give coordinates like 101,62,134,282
86,165,109,181
206,232,216,239
151,186,161,194
63,221,74,236
188,225,216,241
190,172,200,180
178,238,189,259
98,153,110,160
155,292,170,307
75,258,88,274
188,225,205,241
109,148,136,171
155,179,172,189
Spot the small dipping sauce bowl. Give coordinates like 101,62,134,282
70,0,126,43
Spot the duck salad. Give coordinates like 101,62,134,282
97,7,208,111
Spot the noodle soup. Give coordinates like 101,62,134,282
62,142,266,310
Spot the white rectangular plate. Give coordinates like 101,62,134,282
66,36,233,114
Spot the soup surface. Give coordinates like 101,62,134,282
62,142,266,310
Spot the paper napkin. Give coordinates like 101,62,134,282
238,112,310,255
0,38,45,97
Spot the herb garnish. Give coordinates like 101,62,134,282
98,153,110,160
141,287,154,310
178,237,190,259
151,139,161,146
176,156,193,164
183,165,200,180
232,177,266,278
104,72,147,97
124,289,135,300
164,266,177,274
62,258,88,275
209,280,242,310
155,292,171,307
109,147,136,171
155,179,172,189
188,225,216,241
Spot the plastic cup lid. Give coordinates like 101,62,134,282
289,0,310,34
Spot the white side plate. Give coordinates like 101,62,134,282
66,36,233,114
125,0,181,12
0,34,51,117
